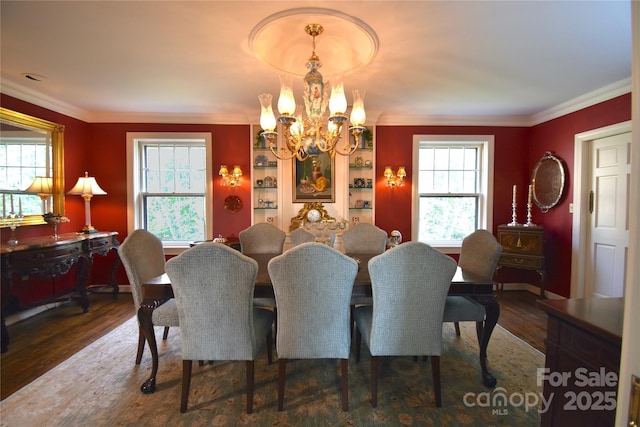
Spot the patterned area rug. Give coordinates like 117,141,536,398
1,317,544,426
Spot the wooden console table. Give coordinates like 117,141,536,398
496,224,545,296
0,231,119,353
537,297,623,427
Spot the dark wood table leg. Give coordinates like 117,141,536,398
1,271,12,353
472,294,500,388
75,256,91,313
138,299,163,394
1,315,8,354
109,248,120,299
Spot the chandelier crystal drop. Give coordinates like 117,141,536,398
258,23,366,161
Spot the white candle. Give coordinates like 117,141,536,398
10,193,14,214
2,193,5,218
512,185,517,205
18,197,22,216
527,184,532,206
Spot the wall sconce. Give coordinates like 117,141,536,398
219,165,242,189
24,176,53,214
384,166,406,189
67,172,107,233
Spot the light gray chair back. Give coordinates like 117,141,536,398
165,242,274,413
268,242,358,359
166,242,270,360
118,229,166,310
118,229,179,367
363,241,457,356
458,229,503,279
239,222,286,254
268,242,358,411
342,222,387,254
289,227,315,247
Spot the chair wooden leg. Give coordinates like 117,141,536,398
181,360,193,413
350,305,355,340
277,359,287,411
135,326,146,365
246,360,254,414
266,329,273,364
371,356,379,407
272,308,277,342
163,326,170,340
431,355,442,407
355,327,362,362
341,359,349,411
454,322,461,336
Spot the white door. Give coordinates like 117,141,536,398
585,132,631,297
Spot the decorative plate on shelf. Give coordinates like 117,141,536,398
354,177,366,188
254,154,268,166
224,195,242,212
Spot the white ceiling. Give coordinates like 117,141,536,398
0,1,632,126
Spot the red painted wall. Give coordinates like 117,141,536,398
1,95,91,307
2,92,631,304
373,125,531,240
526,94,631,297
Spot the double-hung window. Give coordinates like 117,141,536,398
412,135,494,251
0,130,50,216
127,133,213,251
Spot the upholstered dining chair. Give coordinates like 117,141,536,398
342,222,388,254
342,222,388,334
267,242,358,411
118,229,179,365
239,222,286,325
239,222,286,254
354,241,457,408
289,227,315,247
443,229,503,336
165,242,274,414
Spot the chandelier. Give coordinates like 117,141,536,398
258,23,366,161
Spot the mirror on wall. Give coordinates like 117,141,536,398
531,151,566,213
0,108,65,227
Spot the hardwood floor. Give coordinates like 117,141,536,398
496,290,547,353
0,289,547,401
1,292,134,400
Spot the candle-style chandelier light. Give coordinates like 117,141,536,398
258,23,366,161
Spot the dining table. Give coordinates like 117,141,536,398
137,252,500,394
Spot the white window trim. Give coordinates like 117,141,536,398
411,135,494,254
126,132,213,254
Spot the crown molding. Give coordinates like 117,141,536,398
528,77,632,126
1,80,90,122
2,77,631,127
375,113,532,127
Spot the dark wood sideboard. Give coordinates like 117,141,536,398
496,224,545,296
0,231,119,353
537,297,623,427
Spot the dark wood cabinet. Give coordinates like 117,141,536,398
1,231,119,352
537,298,623,427
496,224,545,295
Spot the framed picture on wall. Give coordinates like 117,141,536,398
293,152,335,202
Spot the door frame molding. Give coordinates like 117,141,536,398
571,120,631,297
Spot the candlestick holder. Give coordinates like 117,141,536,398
3,213,24,246
508,201,519,226
524,201,537,227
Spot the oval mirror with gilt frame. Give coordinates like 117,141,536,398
531,151,565,213
0,108,65,227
